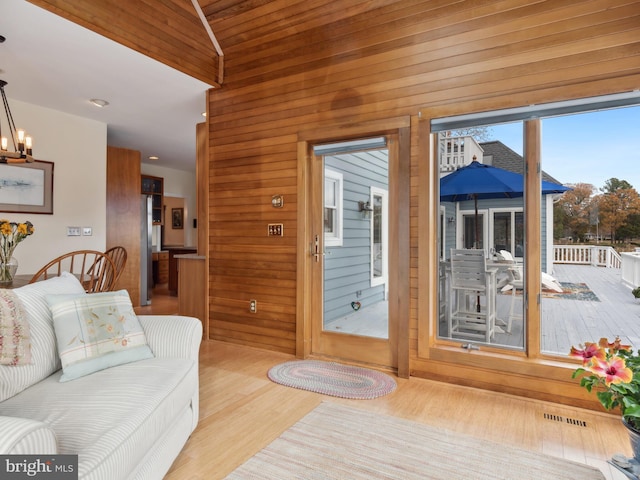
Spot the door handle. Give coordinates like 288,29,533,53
312,235,324,262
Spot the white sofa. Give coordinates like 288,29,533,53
0,272,202,479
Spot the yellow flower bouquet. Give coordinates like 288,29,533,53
0,219,34,284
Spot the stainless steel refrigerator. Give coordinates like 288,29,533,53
140,195,153,306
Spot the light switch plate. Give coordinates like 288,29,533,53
82,227,92,236
268,224,283,236
67,226,81,236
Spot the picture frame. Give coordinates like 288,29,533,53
171,207,184,229
0,160,54,214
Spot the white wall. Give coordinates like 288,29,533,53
1,99,107,274
140,164,197,248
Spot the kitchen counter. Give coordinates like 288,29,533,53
165,247,197,295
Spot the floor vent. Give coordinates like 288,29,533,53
543,412,587,427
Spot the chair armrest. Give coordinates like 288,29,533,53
138,315,202,360
0,416,57,454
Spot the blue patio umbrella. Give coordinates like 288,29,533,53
440,160,570,246
440,160,570,202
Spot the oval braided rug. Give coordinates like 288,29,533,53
267,360,396,399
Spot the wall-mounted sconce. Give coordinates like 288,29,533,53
271,195,284,208
358,200,373,219
447,216,455,224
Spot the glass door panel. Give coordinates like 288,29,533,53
322,151,389,339
309,134,397,370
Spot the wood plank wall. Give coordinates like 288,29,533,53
208,0,640,370
27,0,220,87
106,146,142,306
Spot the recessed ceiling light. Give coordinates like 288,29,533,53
148,156,159,160
89,99,109,108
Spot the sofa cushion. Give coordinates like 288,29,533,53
0,357,197,479
46,290,153,382
0,273,86,402
0,290,31,366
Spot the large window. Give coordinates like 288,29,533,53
437,123,525,350
433,95,640,360
492,210,524,258
539,106,640,356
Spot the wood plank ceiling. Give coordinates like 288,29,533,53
27,0,408,88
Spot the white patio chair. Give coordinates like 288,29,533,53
500,265,523,334
497,250,525,334
448,249,498,342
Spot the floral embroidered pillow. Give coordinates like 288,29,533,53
46,290,153,382
0,289,31,366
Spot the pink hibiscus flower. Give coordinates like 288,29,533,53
569,342,606,366
590,356,633,386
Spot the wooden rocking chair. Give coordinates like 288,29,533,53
104,246,128,288
29,250,117,293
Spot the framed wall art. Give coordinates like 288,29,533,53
0,160,54,214
171,207,184,229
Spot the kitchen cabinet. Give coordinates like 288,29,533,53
141,175,164,225
152,251,169,285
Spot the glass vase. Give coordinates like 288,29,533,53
0,256,18,286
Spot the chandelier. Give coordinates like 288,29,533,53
0,80,34,163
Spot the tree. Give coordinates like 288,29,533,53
553,201,569,239
602,178,634,193
449,126,493,142
596,178,640,243
616,213,640,242
556,183,596,241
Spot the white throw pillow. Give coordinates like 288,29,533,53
47,290,153,382
0,272,86,401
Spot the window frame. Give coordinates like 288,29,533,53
324,168,343,247
370,186,388,288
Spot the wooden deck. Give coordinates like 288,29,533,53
323,263,640,358
491,264,640,354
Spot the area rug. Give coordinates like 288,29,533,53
544,282,600,301
224,402,605,480
267,360,396,399
503,282,600,301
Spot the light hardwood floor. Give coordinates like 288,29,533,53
135,284,631,479
165,338,632,480
133,284,178,316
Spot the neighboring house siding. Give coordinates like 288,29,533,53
324,152,388,322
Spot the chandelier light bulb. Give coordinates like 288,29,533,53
17,129,24,150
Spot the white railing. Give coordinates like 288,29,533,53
553,245,622,269
621,252,640,288
439,135,485,174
